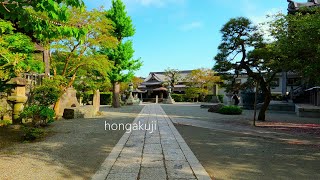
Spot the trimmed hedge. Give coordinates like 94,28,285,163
217,105,242,115
171,94,185,102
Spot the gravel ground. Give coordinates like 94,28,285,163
161,104,320,180
0,105,144,180
176,125,320,180
161,104,320,124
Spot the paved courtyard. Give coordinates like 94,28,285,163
93,104,211,180
162,103,320,180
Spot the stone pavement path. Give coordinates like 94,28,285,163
92,104,211,180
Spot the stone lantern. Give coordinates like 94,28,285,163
126,83,134,105
6,77,28,124
164,85,175,104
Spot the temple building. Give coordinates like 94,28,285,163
287,0,320,13
138,70,192,102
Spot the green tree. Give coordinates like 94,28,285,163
273,10,320,86
100,0,142,108
0,0,85,77
214,17,282,121
164,68,181,88
50,8,116,116
0,20,43,92
186,68,221,100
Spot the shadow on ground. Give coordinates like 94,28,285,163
0,105,144,180
176,125,320,180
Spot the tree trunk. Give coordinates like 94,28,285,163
112,82,121,108
43,49,50,77
93,89,100,115
54,98,61,119
258,89,271,121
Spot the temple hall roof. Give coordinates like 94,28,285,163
288,0,320,13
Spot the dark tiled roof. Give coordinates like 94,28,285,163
288,0,320,12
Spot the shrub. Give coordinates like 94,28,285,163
0,120,12,127
32,79,61,106
22,126,45,141
82,91,113,105
20,105,55,126
218,95,224,103
171,94,185,102
218,106,242,115
100,92,112,105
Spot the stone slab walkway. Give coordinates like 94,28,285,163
92,104,211,180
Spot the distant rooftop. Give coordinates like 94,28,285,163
149,70,193,75
288,0,320,13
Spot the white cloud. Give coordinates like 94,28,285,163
180,21,203,31
249,8,283,42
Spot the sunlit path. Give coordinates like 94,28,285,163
92,104,211,180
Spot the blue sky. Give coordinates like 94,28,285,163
83,0,291,77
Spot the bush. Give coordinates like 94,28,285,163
20,105,55,126
0,120,12,127
33,79,61,106
101,92,112,105
82,91,113,105
218,95,224,103
22,126,45,141
218,106,242,115
171,94,185,102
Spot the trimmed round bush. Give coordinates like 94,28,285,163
217,105,242,115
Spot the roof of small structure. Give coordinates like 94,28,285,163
153,87,168,91
288,0,320,12
133,89,147,93
141,70,193,86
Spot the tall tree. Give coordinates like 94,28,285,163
164,68,181,88
273,10,320,86
100,0,142,108
0,0,85,77
50,8,116,116
214,17,282,121
186,68,221,100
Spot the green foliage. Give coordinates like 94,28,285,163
0,120,12,127
22,126,45,141
272,10,320,85
33,79,61,106
100,0,142,84
185,87,200,100
0,0,85,43
218,95,224,103
171,94,187,102
82,91,113,105
106,0,135,40
218,106,242,115
164,68,181,88
20,105,55,126
50,8,115,94
101,92,113,105
0,20,43,91
214,17,283,121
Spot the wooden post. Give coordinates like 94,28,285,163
253,80,259,127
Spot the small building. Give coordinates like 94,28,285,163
287,0,320,13
138,70,193,102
